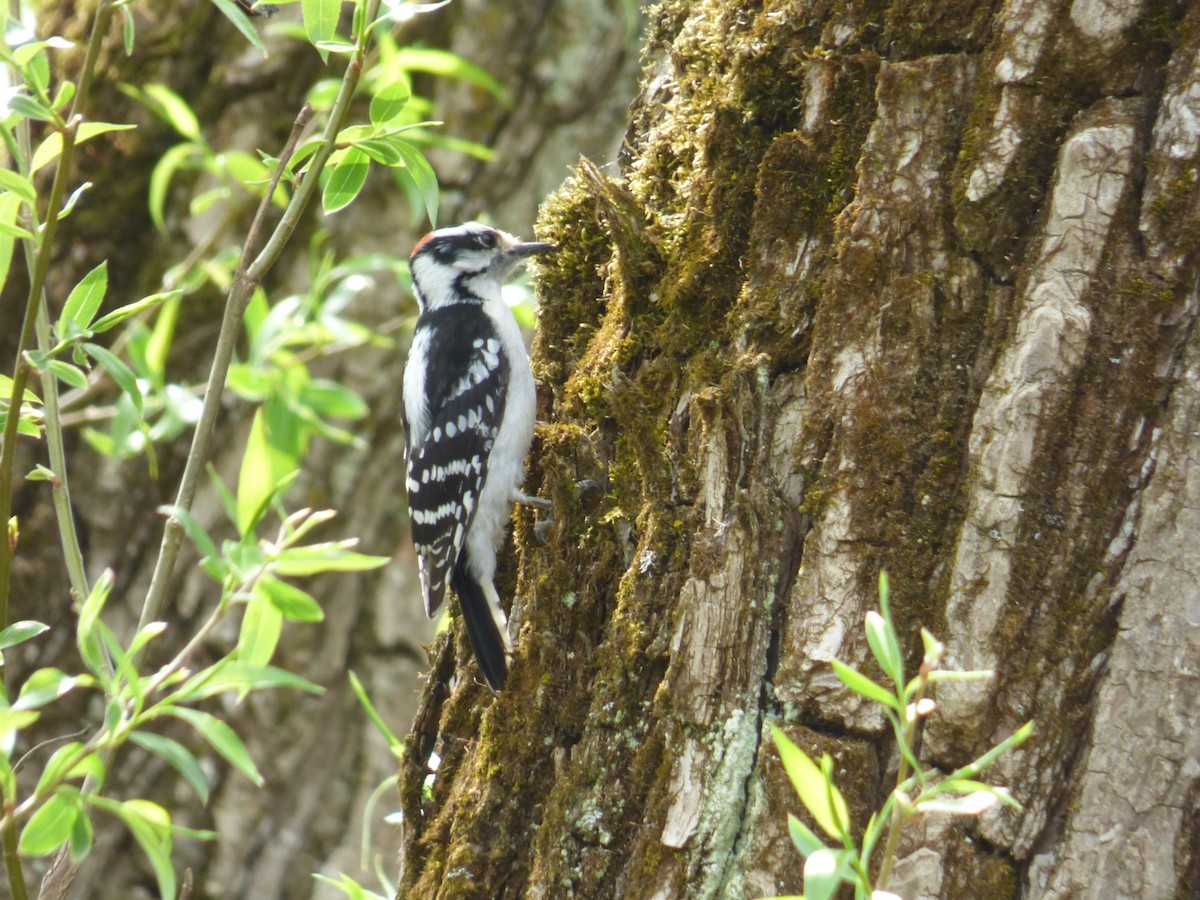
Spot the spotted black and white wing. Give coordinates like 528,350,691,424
402,305,509,617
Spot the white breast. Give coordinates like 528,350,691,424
463,295,536,572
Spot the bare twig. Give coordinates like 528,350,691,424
0,0,116,631
138,0,381,635
135,102,313,637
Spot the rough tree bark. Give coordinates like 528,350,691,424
398,0,1200,898
3,1,639,898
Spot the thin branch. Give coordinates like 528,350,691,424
0,0,115,631
1,816,27,900
136,102,312,636
138,0,381,633
875,669,929,891
33,280,90,604
0,115,80,631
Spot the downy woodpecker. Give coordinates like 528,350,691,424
401,222,553,691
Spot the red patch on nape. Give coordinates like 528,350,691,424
410,232,436,259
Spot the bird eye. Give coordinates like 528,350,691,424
478,231,498,249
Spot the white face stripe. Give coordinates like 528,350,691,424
409,222,530,313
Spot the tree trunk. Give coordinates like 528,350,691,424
4,2,640,897
398,0,1200,897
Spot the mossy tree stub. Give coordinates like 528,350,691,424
399,1,1200,898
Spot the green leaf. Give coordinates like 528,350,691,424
163,707,264,786
391,47,511,106
225,539,267,581
349,670,400,750
0,709,40,757
242,287,270,344
148,142,204,233
226,363,273,401
0,218,34,240
209,0,269,54
119,5,136,55
15,668,79,711
216,148,267,188
369,79,410,126
802,847,840,900
299,379,368,420
127,621,167,662
257,576,324,622
6,92,55,122
0,192,22,295
88,795,176,900
35,742,103,796
207,463,240,529
860,810,884,868
96,619,142,697
915,790,1000,816
302,0,342,48
269,394,306,479
322,147,370,215
370,0,451,29
236,592,283,667
787,812,825,857
934,777,1006,797
12,414,42,438
0,167,37,204
279,507,337,545
830,659,899,711
948,721,1034,783
56,180,93,221
413,129,495,162
129,732,210,805
236,403,303,536
0,619,48,650
168,823,218,842
864,610,903,690
68,807,93,861
76,570,113,682
30,122,137,174
82,342,142,413
355,138,403,166
336,123,376,144
51,80,76,111
91,290,181,334
177,660,322,703
391,139,438,227
136,83,201,141
919,626,943,666
144,293,180,383
314,39,356,54
273,543,388,576
770,725,850,842
19,790,79,856
180,657,326,700
46,359,88,389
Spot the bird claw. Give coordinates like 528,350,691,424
515,490,552,510
523,480,600,546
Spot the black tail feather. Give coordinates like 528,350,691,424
450,567,509,691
